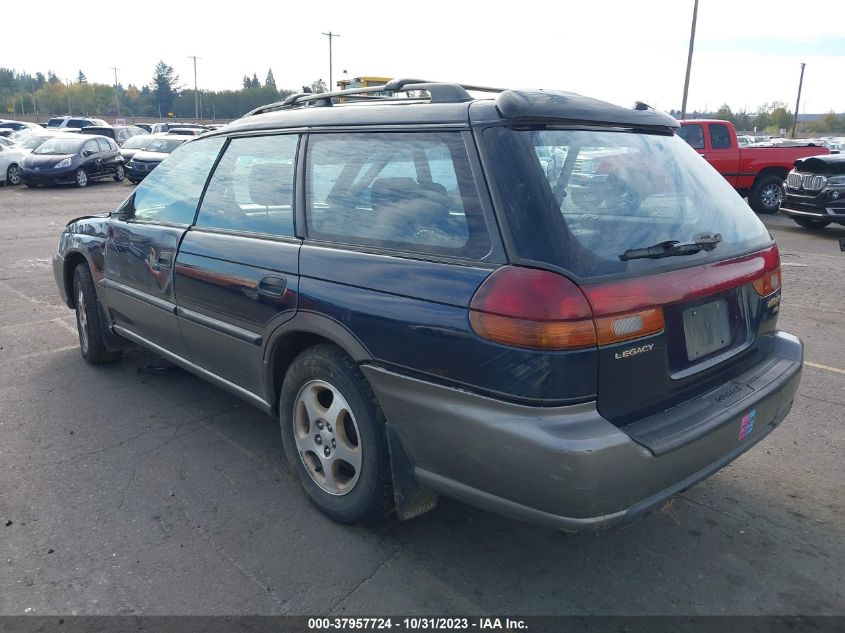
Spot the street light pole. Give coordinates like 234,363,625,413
791,62,806,138
110,66,120,117
321,31,341,90
188,55,200,119
680,0,699,120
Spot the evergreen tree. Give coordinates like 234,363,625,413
77,70,87,84
151,61,180,115
265,68,276,90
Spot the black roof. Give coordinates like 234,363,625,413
216,81,679,135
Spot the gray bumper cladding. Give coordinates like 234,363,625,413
362,331,803,532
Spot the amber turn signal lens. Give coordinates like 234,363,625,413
594,308,665,345
752,267,782,296
469,311,597,350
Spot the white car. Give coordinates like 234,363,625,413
0,144,25,185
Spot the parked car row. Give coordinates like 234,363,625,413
0,118,214,187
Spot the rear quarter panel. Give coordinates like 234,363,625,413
298,245,598,404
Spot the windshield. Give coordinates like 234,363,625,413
482,127,771,279
144,138,187,153
19,135,54,150
122,136,153,150
33,138,82,155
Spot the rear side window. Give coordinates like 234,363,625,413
306,132,489,258
129,137,225,225
481,127,771,279
677,124,704,150
70,119,91,128
709,123,732,149
196,134,297,237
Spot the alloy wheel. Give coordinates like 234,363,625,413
76,285,89,355
760,183,782,210
7,164,21,186
292,379,362,496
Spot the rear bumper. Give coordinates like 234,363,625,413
363,331,803,531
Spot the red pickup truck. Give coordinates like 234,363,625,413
678,120,830,214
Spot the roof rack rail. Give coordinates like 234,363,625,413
242,78,508,117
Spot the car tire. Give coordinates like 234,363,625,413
279,344,392,524
75,168,88,188
6,163,21,186
749,174,783,214
793,217,831,229
113,164,125,182
73,264,122,365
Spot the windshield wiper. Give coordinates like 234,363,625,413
620,232,722,261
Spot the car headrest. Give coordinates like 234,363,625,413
249,163,293,207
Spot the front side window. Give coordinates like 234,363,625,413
196,134,297,237
128,137,225,225
677,124,705,150
96,138,112,152
306,132,489,258
83,140,99,156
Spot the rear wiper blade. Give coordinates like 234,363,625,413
620,233,722,261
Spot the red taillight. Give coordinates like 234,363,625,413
470,246,780,351
468,267,597,350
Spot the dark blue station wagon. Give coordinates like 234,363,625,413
53,79,803,530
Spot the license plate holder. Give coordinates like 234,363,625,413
683,299,731,361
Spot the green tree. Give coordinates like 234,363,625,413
310,79,327,94
151,61,180,116
265,68,276,90
715,104,734,125
77,70,87,84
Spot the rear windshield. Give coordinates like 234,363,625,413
482,127,771,279
122,135,153,150
144,138,187,153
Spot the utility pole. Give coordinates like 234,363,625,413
30,78,38,122
791,62,806,138
110,66,120,117
680,0,699,120
188,55,200,119
321,31,341,90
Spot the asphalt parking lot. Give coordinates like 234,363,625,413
0,180,843,616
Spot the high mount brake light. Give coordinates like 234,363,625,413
469,245,780,351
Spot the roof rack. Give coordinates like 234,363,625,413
243,78,507,117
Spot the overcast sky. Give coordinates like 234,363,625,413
6,0,844,114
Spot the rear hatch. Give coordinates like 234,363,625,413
479,126,780,426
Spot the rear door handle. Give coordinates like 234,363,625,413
257,275,287,297
156,252,173,269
